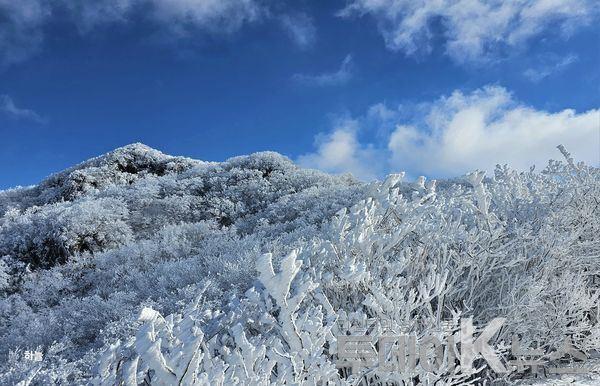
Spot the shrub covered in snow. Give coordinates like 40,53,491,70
0,144,598,385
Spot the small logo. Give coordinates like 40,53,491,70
23,350,43,362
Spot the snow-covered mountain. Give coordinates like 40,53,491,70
0,144,598,385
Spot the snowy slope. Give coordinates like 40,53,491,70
0,144,598,385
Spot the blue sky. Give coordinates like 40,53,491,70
0,0,598,188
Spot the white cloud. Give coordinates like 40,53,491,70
387,86,599,176
279,13,316,49
0,0,266,66
301,86,599,180
0,0,49,67
338,0,598,63
297,119,384,180
292,54,354,86
0,94,46,123
60,1,136,31
523,53,578,82
148,0,263,34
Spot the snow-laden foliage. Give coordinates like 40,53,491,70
0,144,598,385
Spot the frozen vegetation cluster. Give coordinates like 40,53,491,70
0,143,598,385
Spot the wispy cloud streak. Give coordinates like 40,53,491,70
292,55,354,86
0,95,46,123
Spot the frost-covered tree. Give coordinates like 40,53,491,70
0,144,598,385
